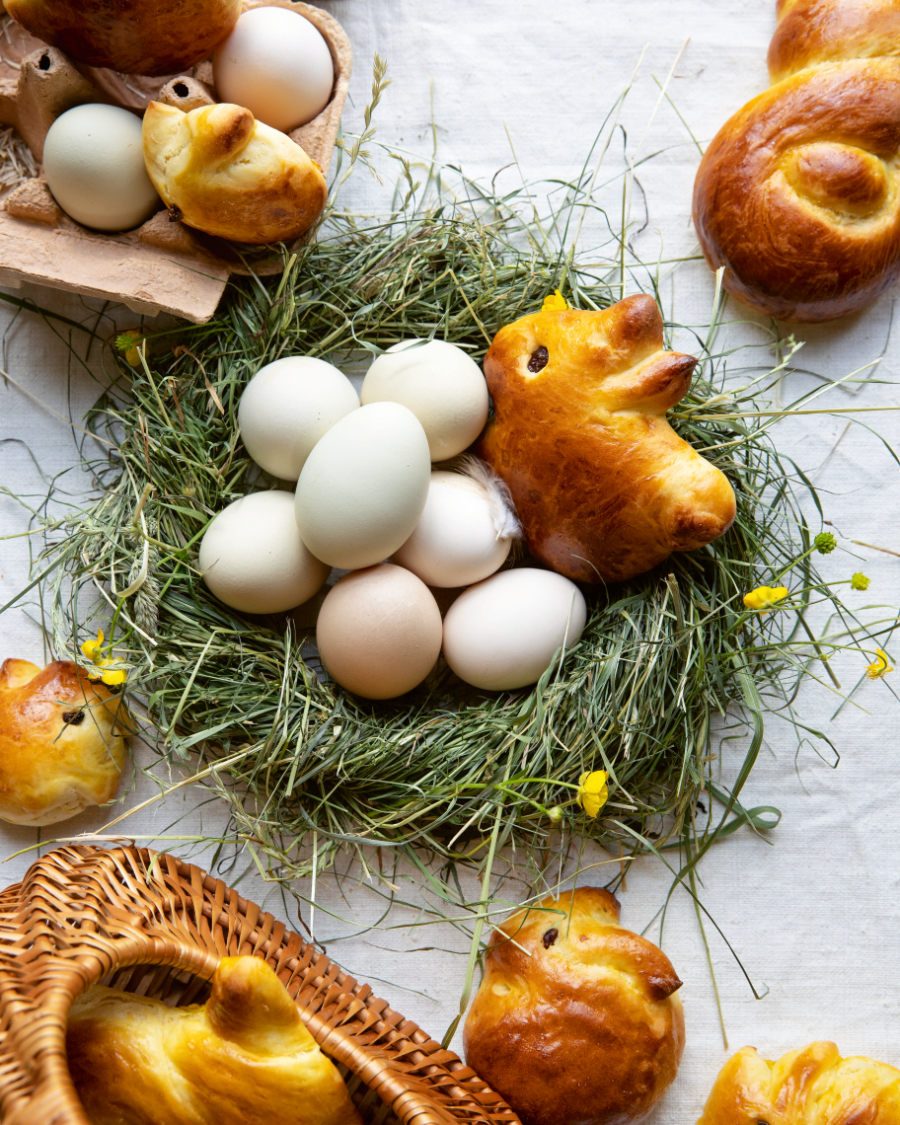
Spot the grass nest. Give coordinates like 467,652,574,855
13,101,889,894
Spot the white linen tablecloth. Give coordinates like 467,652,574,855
1,2,899,1120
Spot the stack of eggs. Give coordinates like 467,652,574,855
199,341,588,700
32,4,336,239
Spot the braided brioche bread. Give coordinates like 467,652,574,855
478,295,736,583
693,0,900,321
697,1041,900,1124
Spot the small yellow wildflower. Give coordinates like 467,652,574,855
743,585,790,611
542,289,569,312
850,572,870,591
866,648,894,680
116,330,144,367
80,629,128,687
577,770,609,819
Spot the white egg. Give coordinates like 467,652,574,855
42,104,159,231
295,402,431,569
212,6,335,132
199,490,329,614
238,356,358,480
361,339,489,461
394,471,515,588
442,568,587,691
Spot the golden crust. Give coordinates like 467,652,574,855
463,887,685,1125
697,1041,900,1124
5,0,241,76
67,955,362,1125
477,296,736,583
0,658,128,826
142,101,328,244
693,2,900,322
768,0,900,81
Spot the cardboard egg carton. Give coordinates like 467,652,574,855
0,0,351,322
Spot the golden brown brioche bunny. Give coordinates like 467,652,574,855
697,1041,900,1124
693,0,900,322
478,296,736,583
67,955,362,1125
0,658,128,826
142,101,327,244
464,887,685,1125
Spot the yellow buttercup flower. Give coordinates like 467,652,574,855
80,629,105,663
866,648,894,680
743,585,789,611
80,629,128,687
542,289,569,312
116,330,144,367
577,770,609,818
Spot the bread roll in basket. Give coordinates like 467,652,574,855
0,844,520,1124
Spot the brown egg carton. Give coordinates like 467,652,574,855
0,0,351,322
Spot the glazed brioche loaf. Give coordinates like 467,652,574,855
692,0,900,322
464,887,685,1125
697,1041,900,1123
478,295,736,583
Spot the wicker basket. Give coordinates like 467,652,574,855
0,844,520,1125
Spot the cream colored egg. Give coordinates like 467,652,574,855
238,356,358,480
316,564,442,699
394,471,515,588
213,6,335,132
361,339,489,461
43,104,159,231
294,402,431,570
442,568,587,691
199,490,329,614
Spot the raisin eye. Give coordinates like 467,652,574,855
542,927,558,949
62,709,85,726
527,346,549,373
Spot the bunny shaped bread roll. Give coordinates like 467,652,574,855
67,955,361,1125
464,887,685,1125
693,0,900,321
478,295,736,583
697,1041,900,1124
0,658,128,826
142,101,327,244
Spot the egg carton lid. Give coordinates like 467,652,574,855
0,0,351,322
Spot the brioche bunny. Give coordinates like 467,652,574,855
464,887,685,1125
0,658,128,826
697,1041,900,1124
142,101,327,244
478,295,736,584
693,0,900,322
67,956,362,1125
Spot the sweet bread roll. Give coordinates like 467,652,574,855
67,955,362,1125
478,295,736,583
697,1041,900,1123
0,658,128,826
464,887,685,1125
693,1,900,321
142,101,328,244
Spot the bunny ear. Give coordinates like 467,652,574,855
205,957,311,1047
0,659,39,691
